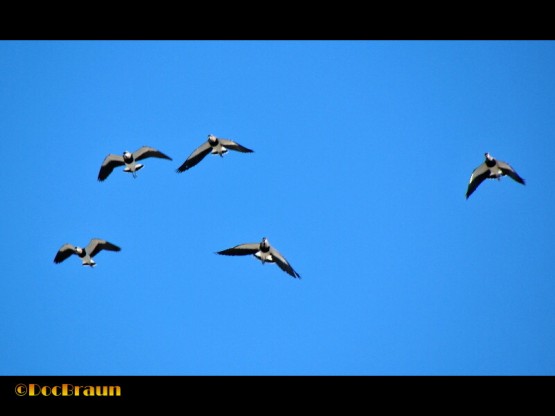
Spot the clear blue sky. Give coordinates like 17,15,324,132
1,40,554,375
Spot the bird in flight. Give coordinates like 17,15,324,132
98,146,172,181
466,152,525,199
216,237,301,279
176,134,253,173
53,238,121,267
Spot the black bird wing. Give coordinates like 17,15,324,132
497,160,525,185
54,244,77,264
133,146,173,161
176,141,212,173
218,139,254,153
216,242,260,256
466,162,490,199
87,239,121,258
269,247,301,279
98,154,125,182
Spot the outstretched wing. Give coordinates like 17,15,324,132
54,244,77,264
218,139,254,153
87,239,122,258
466,162,490,199
497,160,525,185
176,141,212,173
133,146,173,162
98,154,125,182
269,247,301,279
216,242,260,256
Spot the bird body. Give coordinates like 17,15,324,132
176,134,253,173
54,238,121,267
216,237,301,278
98,146,172,181
466,152,525,199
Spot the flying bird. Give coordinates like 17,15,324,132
54,238,121,267
216,237,301,279
176,134,253,173
98,146,172,181
466,152,525,199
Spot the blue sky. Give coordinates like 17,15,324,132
1,40,554,375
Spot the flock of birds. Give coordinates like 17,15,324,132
53,134,303,279
53,136,526,280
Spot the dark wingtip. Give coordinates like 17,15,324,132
465,186,474,199
176,164,189,173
